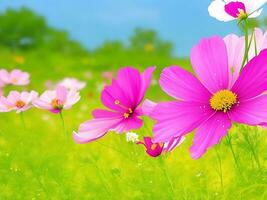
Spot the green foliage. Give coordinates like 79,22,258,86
0,7,48,49
130,28,173,56
247,19,261,31
95,40,126,54
0,7,86,54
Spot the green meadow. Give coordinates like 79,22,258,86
0,8,267,200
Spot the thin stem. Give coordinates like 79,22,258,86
254,30,258,56
215,147,224,193
59,111,67,137
241,19,249,69
159,156,176,199
226,134,241,174
20,112,26,130
241,127,261,170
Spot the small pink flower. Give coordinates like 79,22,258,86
33,86,80,114
57,78,86,91
73,66,155,143
137,136,185,157
137,137,164,157
150,36,267,159
223,29,267,87
101,71,114,81
0,69,30,86
0,90,38,113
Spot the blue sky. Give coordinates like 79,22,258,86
1,0,266,56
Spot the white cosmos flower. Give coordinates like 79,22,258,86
126,132,139,143
208,0,267,22
57,78,86,91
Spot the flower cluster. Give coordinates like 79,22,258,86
73,1,267,159
0,72,82,126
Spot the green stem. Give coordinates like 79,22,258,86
159,156,176,199
254,30,258,56
59,111,67,137
215,147,224,193
241,19,249,69
226,135,241,174
241,128,261,170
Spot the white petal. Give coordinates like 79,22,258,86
208,0,235,22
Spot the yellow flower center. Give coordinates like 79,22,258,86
210,90,237,113
12,78,18,84
151,143,157,150
16,100,25,108
237,9,248,20
51,99,63,109
114,100,134,119
123,108,133,119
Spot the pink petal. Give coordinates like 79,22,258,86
40,90,56,102
142,99,157,117
64,90,80,109
159,66,211,102
7,91,20,104
32,99,53,110
56,86,68,102
92,109,122,118
151,101,214,143
112,115,143,133
10,69,29,85
0,96,14,112
0,69,10,84
190,112,231,159
231,49,267,101
250,28,267,59
224,34,245,87
21,91,38,104
138,66,155,104
116,67,142,107
101,67,154,113
73,117,122,143
101,79,132,112
163,136,185,152
190,36,229,93
224,2,246,18
229,95,267,126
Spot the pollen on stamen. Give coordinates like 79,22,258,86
210,90,237,113
114,100,120,105
16,100,26,108
123,113,130,118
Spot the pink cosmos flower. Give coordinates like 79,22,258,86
0,91,38,113
137,136,185,157
57,78,86,91
223,29,267,84
73,66,155,143
150,36,267,159
223,34,245,87
33,86,80,114
208,0,267,22
0,69,30,86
